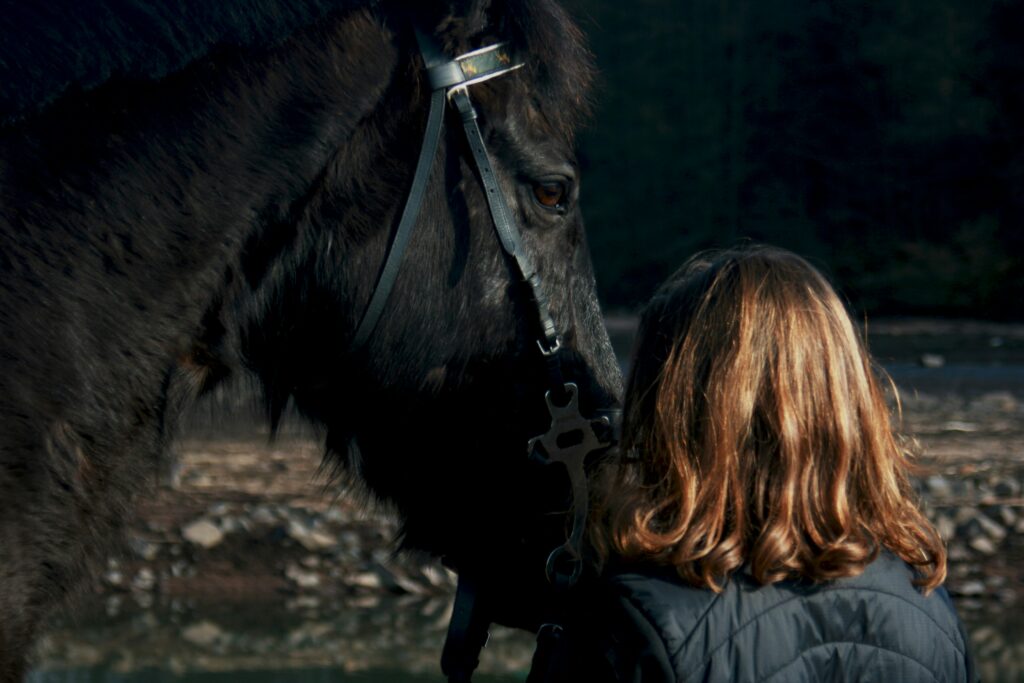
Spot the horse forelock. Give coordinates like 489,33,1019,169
506,0,596,137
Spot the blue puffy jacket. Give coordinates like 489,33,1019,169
545,552,977,682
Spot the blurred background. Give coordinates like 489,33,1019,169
569,0,1022,320
29,1,1023,682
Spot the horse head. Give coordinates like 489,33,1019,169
237,0,623,627
0,2,618,673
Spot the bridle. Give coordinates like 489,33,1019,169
349,26,618,683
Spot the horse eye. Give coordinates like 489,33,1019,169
532,181,567,210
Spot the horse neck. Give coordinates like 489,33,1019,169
4,8,400,277
0,8,407,411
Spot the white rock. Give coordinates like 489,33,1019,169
182,621,224,648
934,514,956,542
985,504,1017,528
182,519,224,549
349,571,383,590
132,568,156,592
925,475,952,499
103,569,124,589
953,580,986,597
130,537,159,561
976,513,1008,542
287,520,337,552
285,563,321,589
968,536,997,555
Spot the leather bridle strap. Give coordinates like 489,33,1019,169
350,28,563,379
448,88,562,360
440,574,491,682
350,28,598,683
349,87,446,351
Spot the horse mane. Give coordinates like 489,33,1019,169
0,0,370,125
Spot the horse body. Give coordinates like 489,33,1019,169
0,2,620,678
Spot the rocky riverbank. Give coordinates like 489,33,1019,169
31,318,1024,681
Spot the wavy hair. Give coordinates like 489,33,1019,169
591,245,945,592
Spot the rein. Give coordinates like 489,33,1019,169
350,26,617,682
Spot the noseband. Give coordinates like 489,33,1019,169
349,28,617,682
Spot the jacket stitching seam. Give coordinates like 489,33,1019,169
678,586,964,682
756,641,941,683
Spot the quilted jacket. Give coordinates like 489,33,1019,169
546,552,977,682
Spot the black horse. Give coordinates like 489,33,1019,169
0,0,622,679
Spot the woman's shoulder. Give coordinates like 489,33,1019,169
582,552,975,682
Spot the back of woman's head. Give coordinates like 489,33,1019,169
593,244,945,592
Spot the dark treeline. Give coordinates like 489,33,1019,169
568,0,1023,319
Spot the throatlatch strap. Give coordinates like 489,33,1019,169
350,85,446,351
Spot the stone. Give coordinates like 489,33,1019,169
349,571,383,591
217,516,242,535
286,595,322,611
131,568,156,592
105,595,123,618
421,564,458,589
968,536,997,555
983,504,1017,528
133,592,154,609
948,542,971,562
392,573,428,596
287,520,338,552
951,580,985,597
925,475,952,499
994,478,1021,499
934,514,956,542
182,519,224,549
129,537,159,561
954,506,978,524
340,531,361,551
975,513,1008,542
182,621,224,648
103,568,124,589
250,505,277,525
285,563,321,589
208,502,232,517
324,508,348,524
985,575,1007,589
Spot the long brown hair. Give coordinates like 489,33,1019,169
591,245,945,592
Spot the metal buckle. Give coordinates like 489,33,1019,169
536,336,562,357
445,42,524,99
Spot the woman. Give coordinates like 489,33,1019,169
567,245,976,682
